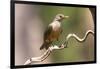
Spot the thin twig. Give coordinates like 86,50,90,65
24,30,94,65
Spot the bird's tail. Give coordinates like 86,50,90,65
40,42,51,50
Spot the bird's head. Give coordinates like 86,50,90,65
54,14,69,22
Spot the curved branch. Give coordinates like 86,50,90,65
63,30,94,47
24,30,94,65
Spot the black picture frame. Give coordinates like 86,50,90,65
10,0,96,69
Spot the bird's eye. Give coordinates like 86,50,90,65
59,16,62,18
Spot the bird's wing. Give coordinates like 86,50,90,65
44,25,52,40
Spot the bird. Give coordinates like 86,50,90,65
40,14,69,50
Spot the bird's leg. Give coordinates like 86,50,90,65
52,44,55,47
57,36,60,41
57,38,59,41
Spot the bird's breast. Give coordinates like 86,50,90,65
50,21,61,31
48,22,61,41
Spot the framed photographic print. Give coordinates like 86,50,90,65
10,0,96,68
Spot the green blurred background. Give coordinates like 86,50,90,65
39,5,94,63
15,4,94,65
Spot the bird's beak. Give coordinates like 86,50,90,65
64,16,69,19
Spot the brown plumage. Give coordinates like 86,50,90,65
40,14,69,50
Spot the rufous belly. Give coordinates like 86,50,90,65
47,29,61,41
